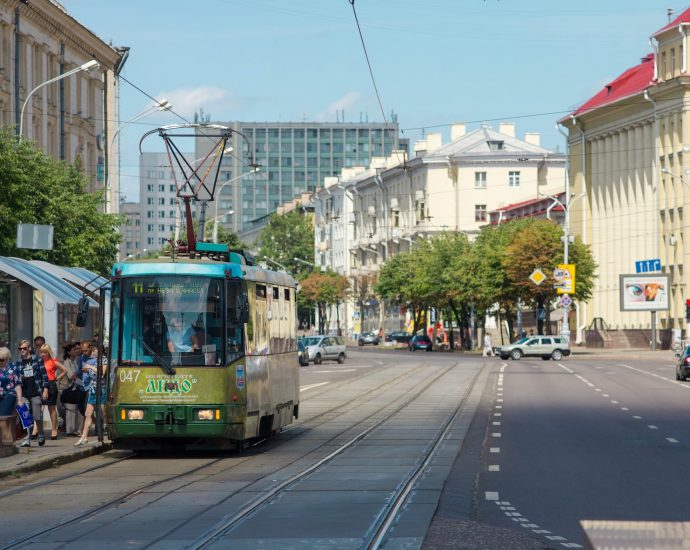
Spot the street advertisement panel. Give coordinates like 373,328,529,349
619,274,669,311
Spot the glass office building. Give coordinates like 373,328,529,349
195,122,403,232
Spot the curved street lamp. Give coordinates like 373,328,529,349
107,98,172,213
19,59,99,138
212,167,259,242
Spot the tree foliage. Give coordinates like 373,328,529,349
299,270,349,334
0,128,121,275
257,210,314,277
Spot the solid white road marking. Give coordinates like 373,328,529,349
299,382,329,391
313,369,356,373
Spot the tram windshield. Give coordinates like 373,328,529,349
119,276,228,367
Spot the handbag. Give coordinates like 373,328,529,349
60,383,86,405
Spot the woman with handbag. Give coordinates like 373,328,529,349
0,346,23,416
59,343,82,437
39,344,68,440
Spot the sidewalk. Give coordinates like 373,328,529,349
0,432,111,480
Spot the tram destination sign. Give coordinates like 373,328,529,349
127,280,205,298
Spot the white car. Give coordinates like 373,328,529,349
497,336,571,361
302,335,346,364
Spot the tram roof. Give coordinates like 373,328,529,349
113,258,297,287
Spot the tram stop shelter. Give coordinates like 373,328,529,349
0,256,104,353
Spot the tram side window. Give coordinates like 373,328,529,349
226,282,245,362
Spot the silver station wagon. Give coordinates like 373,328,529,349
497,336,571,361
302,335,347,364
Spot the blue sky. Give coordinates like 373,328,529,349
62,0,690,201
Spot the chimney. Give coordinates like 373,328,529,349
524,133,541,146
451,123,466,141
426,132,443,152
498,122,515,137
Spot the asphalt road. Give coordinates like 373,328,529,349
431,351,689,549
0,348,685,549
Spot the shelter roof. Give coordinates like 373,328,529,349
0,257,88,305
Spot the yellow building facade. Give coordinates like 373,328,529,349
561,8,690,339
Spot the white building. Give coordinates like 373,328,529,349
315,122,566,336
118,201,142,258
140,152,193,252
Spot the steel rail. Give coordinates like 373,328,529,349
365,363,485,549
187,363,460,549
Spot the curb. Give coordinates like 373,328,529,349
0,441,113,480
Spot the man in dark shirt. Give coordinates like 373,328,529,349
18,338,48,447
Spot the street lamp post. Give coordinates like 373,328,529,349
212,167,259,242
545,192,585,341
19,59,99,139
108,98,172,214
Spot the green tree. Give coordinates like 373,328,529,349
0,128,121,275
504,219,597,334
258,210,314,277
299,270,349,334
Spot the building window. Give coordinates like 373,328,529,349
475,172,487,188
487,140,504,151
158,211,165,218
671,48,676,76
475,204,487,222
158,198,165,205
415,200,426,224
147,224,153,231
169,210,175,218
147,184,153,192
147,211,153,218
159,184,165,192
147,237,154,245
509,171,520,187
147,198,153,205
159,224,165,231
169,184,175,192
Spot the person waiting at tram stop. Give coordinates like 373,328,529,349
17,339,49,447
0,346,23,417
39,344,69,440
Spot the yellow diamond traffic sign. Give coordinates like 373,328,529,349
529,268,546,286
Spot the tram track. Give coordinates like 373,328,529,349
2,364,468,548
185,361,476,549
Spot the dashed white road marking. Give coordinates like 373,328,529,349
488,465,500,471
493,421,501,426
495,405,503,409
633,416,642,420
492,433,502,438
485,491,499,500
603,394,610,398
490,447,501,453
667,438,679,443
494,413,502,417
313,369,356,373
648,425,659,430
611,400,619,404
621,407,629,411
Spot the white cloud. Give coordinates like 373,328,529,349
157,86,235,119
316,91,364,121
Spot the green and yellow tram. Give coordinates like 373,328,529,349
105,247,299,449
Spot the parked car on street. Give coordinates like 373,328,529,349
386,331,413,344
297,338,309,366
675,345,690,380
358,332,380,346
302,335,347,364
408,334,433,351
496,336,571,361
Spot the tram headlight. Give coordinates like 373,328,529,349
196,409,214,421
126,409,145,421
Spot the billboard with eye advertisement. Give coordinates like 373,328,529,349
619,274,669,311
